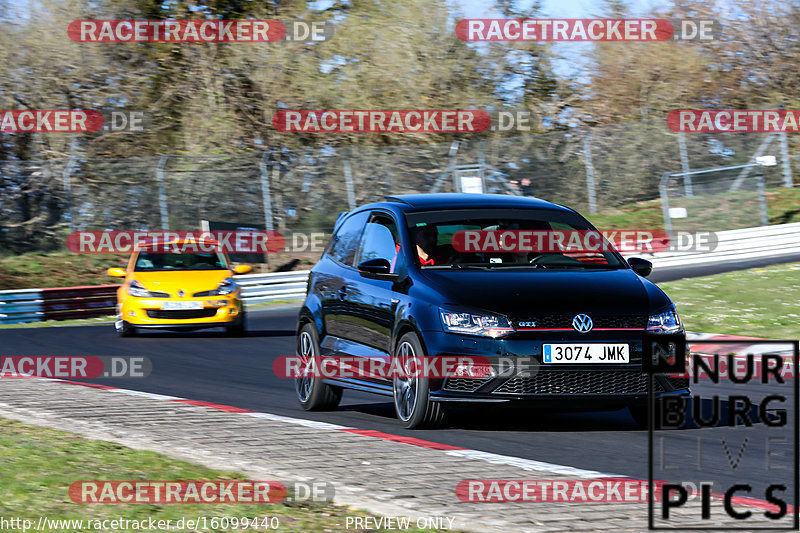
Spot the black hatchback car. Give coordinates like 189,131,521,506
295,194,688,428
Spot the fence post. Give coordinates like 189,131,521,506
730,133,775,191
678,132,693,196
756,166,769,226
259,151,275,232
61,156,77,232
430,141,459,193
156,155,169,231
779,131,794,187
660,172,673,233
343,154,356,210
583,131,598,214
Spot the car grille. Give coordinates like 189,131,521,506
192,289,216,297
494,370,662,395
514,315,647,330
146,309,218,320
442,377,492,393
147,291,171,298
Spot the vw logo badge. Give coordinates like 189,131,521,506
178,289,185,297
572,314,593,333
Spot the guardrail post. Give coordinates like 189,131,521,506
61,156,77,232
583,131,598,214
677,133,693,197
730,133,775,191
779,132,794,187
259,151,275,232
660,172,673,233
343,153,356,210
156,155,169,231
757,165,769,226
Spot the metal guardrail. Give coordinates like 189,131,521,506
0,285,118,324
0,272,310,325
1,222,798,325
235,270,310,305
622,222,800,268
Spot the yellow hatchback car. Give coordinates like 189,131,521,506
107,241,252,337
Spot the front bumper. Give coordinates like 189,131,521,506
419,330,689,405
118,296,243,327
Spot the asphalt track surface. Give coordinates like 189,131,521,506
2,259,798,522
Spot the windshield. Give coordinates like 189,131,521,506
405,210,625,270
133,251,228,272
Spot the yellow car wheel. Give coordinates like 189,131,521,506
116,320,136,338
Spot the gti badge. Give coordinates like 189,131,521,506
572,314,593,333
178,289,185,297
518,322,537,327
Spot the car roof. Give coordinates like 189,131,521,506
376,193,575,213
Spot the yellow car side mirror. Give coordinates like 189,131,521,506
233,264,253,275
107,267,127,277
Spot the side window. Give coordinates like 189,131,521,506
356,215,401,270
328,211,369,266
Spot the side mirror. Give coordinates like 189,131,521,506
233,264,253,275
628,257,653,277
107,267,127,277
357,258,398,280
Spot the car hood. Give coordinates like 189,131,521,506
131,270,231,294
418,268,669,317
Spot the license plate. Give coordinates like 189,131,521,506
543,344,629,363
161,301,203,310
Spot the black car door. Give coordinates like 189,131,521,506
342,211,404,377
319,210,369,350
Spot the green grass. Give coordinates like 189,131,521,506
659,262,800,339
0,418,439,533
0,252,127,290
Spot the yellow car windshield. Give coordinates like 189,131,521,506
134,251,228,271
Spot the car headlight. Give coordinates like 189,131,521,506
647,306,683,334
127,279,168,298
440,309,514,337
206,278,237,296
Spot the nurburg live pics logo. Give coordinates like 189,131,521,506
645,338,799,530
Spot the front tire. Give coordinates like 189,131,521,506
226,310,246,336
116,320,136,337
392,332,446,429
295,323,342,411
